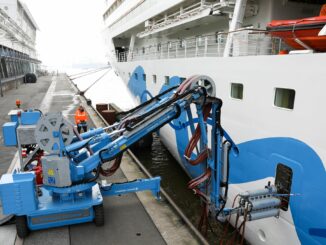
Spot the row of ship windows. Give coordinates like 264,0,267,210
128,72,295,110
231,83,295,110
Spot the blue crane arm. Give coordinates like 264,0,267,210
74,102,182,178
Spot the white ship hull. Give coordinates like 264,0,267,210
112,53,326,245
102,0,326,243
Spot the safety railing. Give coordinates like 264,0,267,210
116,30,288,62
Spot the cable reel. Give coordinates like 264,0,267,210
178,75,216,97
35,112,74,154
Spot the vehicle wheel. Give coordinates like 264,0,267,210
93,204,104,226
16,215,29,238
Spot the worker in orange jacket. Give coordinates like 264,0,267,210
75,105,88,133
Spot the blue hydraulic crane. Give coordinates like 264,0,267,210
0,75,282,238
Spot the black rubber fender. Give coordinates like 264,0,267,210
25,73,37,83
31,73,37,83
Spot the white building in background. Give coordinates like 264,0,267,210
0,0,38,58
0,0,39,83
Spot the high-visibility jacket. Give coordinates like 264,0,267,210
75,109,88,125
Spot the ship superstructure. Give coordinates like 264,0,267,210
0,0,39,89
102,1,326,244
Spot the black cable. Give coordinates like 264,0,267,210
34,108,43,116
85,166,100,183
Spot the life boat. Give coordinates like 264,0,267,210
267,16,326,52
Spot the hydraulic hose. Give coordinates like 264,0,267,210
184,103,212,165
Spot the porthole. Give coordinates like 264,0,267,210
230,83,243,100
274,88,295,109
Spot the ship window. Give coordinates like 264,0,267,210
142,47,145,54
275,163,293,211
128,72,131,78
274,88,295,109
134,73,138,80
230,83,243,100
153,75,157,84
157,44,161,52
165,76,169,85
143,74,146,81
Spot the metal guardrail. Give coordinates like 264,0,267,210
117,30,288,62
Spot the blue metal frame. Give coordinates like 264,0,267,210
26,184,102,230
101,177,161,200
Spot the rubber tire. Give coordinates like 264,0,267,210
16,215,29,238
93,204,104,226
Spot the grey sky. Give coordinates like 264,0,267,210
23,0,107,71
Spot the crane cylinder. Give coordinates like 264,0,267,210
248,208,279,221
221,141,231,184
250,197,281,211
241,186,277,198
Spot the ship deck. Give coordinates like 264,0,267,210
0,75,199,245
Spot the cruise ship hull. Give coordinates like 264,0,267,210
113,53,326,245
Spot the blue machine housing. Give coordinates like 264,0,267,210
27,183,102,230
2,121,18,146
0,172,38,215
21,110,41,125
2,109,41,147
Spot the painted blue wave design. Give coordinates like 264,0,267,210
127,66,147,103
127,66,326,245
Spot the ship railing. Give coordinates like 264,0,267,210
117,30,288,62
109,0,219,36
153,2,203,26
